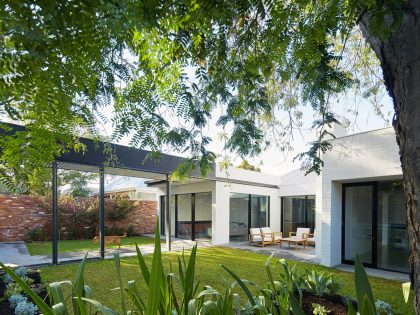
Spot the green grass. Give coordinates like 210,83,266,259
26,236,156,256
39,246,415,314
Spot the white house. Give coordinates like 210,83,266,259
150,126,407,274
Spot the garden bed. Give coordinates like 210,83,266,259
0,269,48,315
301,291,354,315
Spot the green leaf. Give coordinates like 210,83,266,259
113,253,128,315
289,294,305,315
49,282,69,315
135,243,151,285
145,220,163,315
354,255,375,314
221,265,256,306
81,298,118,315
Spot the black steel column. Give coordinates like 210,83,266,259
268,196,271,227
52,162,58,264
99,167,105,259
175,195,178,238
248,194,251,229
191,193,196,241
165,174,171,251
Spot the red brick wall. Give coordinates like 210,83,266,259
105,200,157,235
0,195,157,242
0,195,52,242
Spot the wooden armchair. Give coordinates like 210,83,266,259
249,228,263,246
289,227,311,240
260,227,283,245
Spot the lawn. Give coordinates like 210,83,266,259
26,236,156,256
40,246,415,314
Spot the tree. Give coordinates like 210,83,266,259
237,160,261,172
1,0,420,311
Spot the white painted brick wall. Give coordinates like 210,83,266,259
319,127,402,266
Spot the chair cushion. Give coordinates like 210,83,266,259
296,227,310,238
260,227,271,234
249,228,260,235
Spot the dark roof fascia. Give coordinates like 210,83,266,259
0,122,215,178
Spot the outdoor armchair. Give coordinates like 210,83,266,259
306,229,316,245
289,227,311,240
249,228,263,246
260,227,282,245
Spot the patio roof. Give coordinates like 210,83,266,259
0,122,196,263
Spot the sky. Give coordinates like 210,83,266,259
96,90,394,177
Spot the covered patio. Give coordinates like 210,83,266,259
0,122,215,266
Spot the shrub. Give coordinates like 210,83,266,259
106,198,135,221
302,269,344,296
105,225,125,236
27,227,47,242
14,301,38,315
9,294,27,309
126,224,136,236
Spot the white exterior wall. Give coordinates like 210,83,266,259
319,127,402,266
279,169,317,197
213,182,280,245
157,169,280,245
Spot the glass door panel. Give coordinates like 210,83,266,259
282,196,307,237
344,185,373,264
229,193,249,241
195,192,212,239
377,181,409,272
250,195,268,228
177,194,191,239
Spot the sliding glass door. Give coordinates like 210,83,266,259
229,193,249,241
161,192,212,240
377,181,409,272
229,193,269,241
343,184,374,265
281,195,315,237
343,181,409,272
177,194,192,239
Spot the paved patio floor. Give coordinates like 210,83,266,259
224,241,318,264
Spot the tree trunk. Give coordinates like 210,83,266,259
359,1,420,312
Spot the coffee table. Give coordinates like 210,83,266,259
278,237,307,250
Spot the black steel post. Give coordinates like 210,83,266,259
99,167,105,259
52,162,58,264
165,174,171,251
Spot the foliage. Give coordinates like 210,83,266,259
60,171,98,198
3,223,399,315
106,198,135,221
237,160,261,172
375,300,393,315
14,301,38,315
0,0,404,189
312,303,331,315
302,269,344,296
27,227,48,242
8,294,27,309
